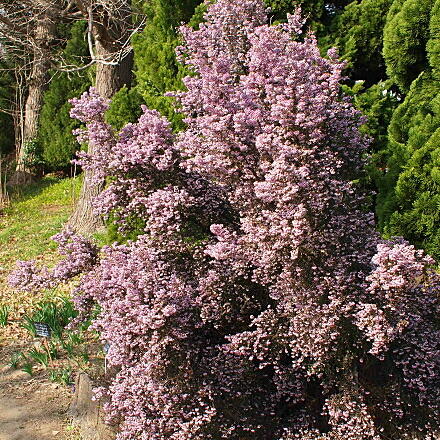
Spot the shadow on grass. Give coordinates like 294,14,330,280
8,176,66,205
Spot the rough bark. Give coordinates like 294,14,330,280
12,11,56,183
68,2,134,234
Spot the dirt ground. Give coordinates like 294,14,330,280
0,327,81,440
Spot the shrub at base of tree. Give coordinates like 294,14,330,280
10,1,440,439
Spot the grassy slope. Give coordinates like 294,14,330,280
0,176,81,310
0,176,100,440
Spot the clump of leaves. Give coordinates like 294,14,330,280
21,298,77,338
27,347,49,368
49,366,72,386
0,304,10,327
9,351,25,369
21,362,33,376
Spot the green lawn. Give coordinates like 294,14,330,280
0,176,81,309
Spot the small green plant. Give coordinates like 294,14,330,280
49,366,72,386
22,139,44,170
27,347,49,368
0,304,10,327
61,331,85,358
66,331,84,345
21,298,77,338
47,340,59,360
21,362,33,376
21,314,37,336
61,338,75,357
9,351,25,369
79,350,89,363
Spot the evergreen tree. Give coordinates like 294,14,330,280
38,20,91,171
132,0,202,130
377,73,440,258
319,0,398,219
427,0,440,79
326,0,393,86
264,0,352,29
375,0,440,257
383,0,434,92
105,86,144,131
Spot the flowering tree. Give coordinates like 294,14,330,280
10,0,440,438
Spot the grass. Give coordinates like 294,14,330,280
0,173,104,390
0,175,81,268
0,175,81,310
0,174,104,438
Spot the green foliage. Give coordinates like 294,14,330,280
49,367,72,385
27,347,50,368
133,0,202,130
0,304,10,327
22,139,45,170
340,81,398,212
377,73,440,259
264,0,353,29
351,81,399,155
60,331,84,358
322,0,440,257
105,86,144,130
265,0,323,22
188,1,211,28
38,21,91,171
9,352,24,369
427,0,440,80
383,0,434,92
327,0,393,85
22,314,38,337
21,362,33,376
21,298,78,339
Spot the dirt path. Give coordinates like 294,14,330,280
0,393,64,440
0,354,79,440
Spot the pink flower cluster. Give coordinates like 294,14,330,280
11,0,440,438
9,227,98,292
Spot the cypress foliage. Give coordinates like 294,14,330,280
264,0,324,22
38,21,91,171
383,0,434,92
427,0,440,79
132,0,202,131
264,0,354,28
378,73,440,258
373,0,440,258
105,86,144,131
325,0,440,257
327,0,393,85
320,0,398,219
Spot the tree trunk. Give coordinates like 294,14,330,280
13,13,55,184
68,30,133,235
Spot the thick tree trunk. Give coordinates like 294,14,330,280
13,14,55,183
68,35,133,235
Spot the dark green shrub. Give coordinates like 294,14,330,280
38,21,91,171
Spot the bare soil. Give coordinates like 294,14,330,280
0,327,80,440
